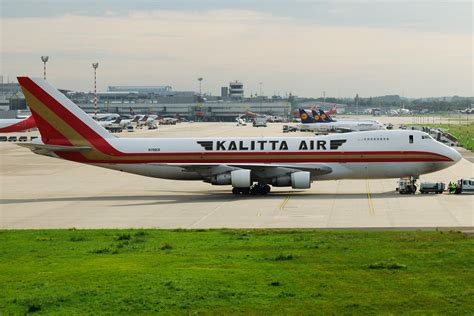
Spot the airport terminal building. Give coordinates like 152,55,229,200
1,81,291,121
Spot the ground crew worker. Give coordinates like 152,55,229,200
448,182,456,194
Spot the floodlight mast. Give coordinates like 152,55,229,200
41,56,49,80
92,63,99,119
198,77,203,97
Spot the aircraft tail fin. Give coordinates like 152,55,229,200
17,77,113,147
309,109,325,123
318,109,334,122
299,109,315,123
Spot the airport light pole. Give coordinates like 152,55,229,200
41,56,49,80
92,62,99,119
198,77,203,97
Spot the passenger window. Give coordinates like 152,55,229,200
409,135,413,144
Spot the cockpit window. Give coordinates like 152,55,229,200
422,134,433,140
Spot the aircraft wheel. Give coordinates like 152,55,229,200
241,188,251,195
250,186,259,195
232,188,240,195
264,185,271,194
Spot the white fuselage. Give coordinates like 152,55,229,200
50,130,460,183
298,120,385,132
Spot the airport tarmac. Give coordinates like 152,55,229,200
0,122,472,229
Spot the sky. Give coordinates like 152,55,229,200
1,0,473,98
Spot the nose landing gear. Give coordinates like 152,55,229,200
232,184,271,195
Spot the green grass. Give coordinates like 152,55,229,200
0,229,473,314
421,123,474,151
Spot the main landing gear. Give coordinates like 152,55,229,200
232,184,271,195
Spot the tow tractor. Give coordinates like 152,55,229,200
397,176,418,194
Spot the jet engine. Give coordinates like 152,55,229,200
291,171,311,189
231,169,251,188
272,171,311,189
209,169,252,187
210,172,232,185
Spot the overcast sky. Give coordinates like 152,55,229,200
1,0,472,97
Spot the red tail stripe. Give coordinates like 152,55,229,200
31,109,73,146
19,77,122,155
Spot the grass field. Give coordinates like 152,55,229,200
422,122,474,151
1,229,473,315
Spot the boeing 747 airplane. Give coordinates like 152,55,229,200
17,77,461,195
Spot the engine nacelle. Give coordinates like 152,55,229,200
272,172,311,189
271,175,291,187
231,169,251,188
210,173,232,185
291,171,311,189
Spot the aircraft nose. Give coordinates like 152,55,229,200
449,147,462,163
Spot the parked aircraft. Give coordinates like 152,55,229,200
460,108,473,115
236,116,247,126
96,116,122,128
0,116,36,132
297,109,385,132
17,77,461,195
389,106,412,116
308,104,337,116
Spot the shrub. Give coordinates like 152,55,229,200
368,261,407,270
115,233,131,241
70,236,88,242
35,237,51,241
91,248,114,254
272,254,294,261
160,243,173,250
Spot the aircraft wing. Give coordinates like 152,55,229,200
177,163,332,180
334,127,353,133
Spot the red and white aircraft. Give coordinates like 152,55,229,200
17,77,461,194
0,115,36,133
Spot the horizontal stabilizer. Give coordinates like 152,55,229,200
18,143,91,155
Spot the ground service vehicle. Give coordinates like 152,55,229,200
253,119,267,127
397,178,417,194
455,179,474,194
419,182,445,194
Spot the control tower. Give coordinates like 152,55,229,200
229,81,243,100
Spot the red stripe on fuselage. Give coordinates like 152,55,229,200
59,150,450,164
